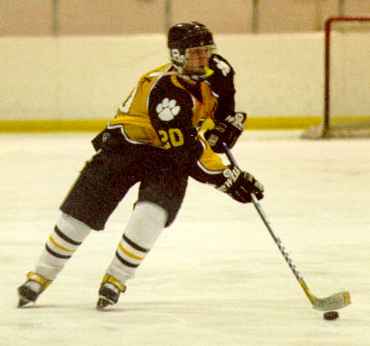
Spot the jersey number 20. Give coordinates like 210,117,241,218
158,128,184,149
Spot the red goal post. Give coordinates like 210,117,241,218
303,16,370,139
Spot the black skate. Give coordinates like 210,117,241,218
96,274,126,310
17,272,51,308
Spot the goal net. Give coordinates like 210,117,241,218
303,16,370,139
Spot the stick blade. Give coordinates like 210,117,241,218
312,291,351,311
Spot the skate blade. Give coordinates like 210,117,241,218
96,298,113,310
18,298,31,308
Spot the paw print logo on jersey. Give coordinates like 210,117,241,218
156,98,181,121
212,56,231,76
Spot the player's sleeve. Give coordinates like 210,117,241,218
208,54,236,122
189,137,229,186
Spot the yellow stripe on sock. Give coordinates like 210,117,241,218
118,243,144,261
102,274,126,293
48,235,74,253
27,272,51,288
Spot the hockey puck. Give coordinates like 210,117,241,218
323,311,339,320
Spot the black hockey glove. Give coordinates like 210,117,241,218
217,166,264,203
204,112,247,153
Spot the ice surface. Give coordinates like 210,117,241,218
1,131,369,346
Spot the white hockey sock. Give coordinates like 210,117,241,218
35,212,91,280
105,202,167,284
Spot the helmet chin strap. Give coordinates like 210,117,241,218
175,65,214,82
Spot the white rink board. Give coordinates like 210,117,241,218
1,132,370,346
0,33,334,119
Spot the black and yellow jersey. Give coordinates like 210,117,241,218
208,54,235,121
108,63,217,147
94,54,237,186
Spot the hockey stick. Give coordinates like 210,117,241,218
222,143,351,311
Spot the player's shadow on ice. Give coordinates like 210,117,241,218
16,300,237,314
111,300,230,314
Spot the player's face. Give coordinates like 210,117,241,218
183,46,211,75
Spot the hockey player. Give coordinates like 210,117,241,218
17,22,264,310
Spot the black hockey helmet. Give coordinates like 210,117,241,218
167,22,215,79
168,21,214,51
